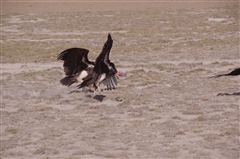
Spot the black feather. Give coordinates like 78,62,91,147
58,48,95,86
211,68,240,78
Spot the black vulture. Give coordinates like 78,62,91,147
77,34,118,93
57,48,95,86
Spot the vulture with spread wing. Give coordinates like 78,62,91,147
57,48,95,86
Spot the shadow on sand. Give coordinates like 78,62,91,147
68,90,106,101
217,92,240,96
68,90,82,94
93,95,106,102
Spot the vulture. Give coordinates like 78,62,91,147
58,33,118,93
77,33,118,92
57,48,95,86
211,68,240,78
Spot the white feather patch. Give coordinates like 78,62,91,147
77,70,88,82
99,73,106,83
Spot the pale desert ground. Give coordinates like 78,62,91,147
1,1,240,159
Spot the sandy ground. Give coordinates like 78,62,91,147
1,1,240,159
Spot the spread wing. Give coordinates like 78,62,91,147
103,34,117,75
57,48,94,76
93,33,113,74
101,34,118,89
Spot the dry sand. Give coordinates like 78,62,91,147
1,1,240,159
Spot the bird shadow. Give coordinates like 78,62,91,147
68,90,82,94
93,95,106,102
85,94,106,102
217,92,240,96
68,89,94,94
67,90,106,101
